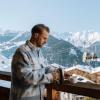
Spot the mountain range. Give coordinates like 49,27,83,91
0,30,100,69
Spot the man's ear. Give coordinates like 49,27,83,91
34,33,39,38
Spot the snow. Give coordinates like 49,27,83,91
0,53,11,72
51,63,65,69
69,48,77,55
51,63,100,74
69,74,94,83
96,58,100,62
2,41,25,51
52,31,100,47
0,53,8,63
0,80,11,88
91,66,100,73
65,65,92,73
7,32,25,43
15,41,25,46
0,39,25,51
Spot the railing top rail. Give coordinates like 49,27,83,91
0,71,100,99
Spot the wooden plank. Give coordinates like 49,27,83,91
47,81,100,99
0,71,11,81
46,84,52,100
0,71,11,100
0,86,10,100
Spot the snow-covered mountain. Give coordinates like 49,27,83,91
43,35,83,66
0,29,99,70
52,31,100,48
0,30,30,58
0,30,83,67
88,41,100,57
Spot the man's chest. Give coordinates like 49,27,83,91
28,50,46,70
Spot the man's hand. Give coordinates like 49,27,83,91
51,70,71,83
52,69,60,82
64,71,71,79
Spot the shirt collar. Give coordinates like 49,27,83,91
26,40,40,51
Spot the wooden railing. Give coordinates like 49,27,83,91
0,71,11,100
46,81,100,100
0,70,100,100
0,71,11,81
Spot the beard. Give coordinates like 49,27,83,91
37,42,45,48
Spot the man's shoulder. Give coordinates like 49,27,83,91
16,43,31,53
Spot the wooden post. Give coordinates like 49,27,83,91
47,84,52,100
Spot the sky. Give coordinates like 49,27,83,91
0,0,100,32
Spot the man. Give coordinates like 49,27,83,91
10,24,67,100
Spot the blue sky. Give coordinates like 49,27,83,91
0,0,100,32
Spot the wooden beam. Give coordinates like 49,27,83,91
0,71,11,81
46,84,52,100
0,86,10,100
46,81,100,99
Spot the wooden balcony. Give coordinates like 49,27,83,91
0,70,100,100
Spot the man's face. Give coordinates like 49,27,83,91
37,30,49,48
